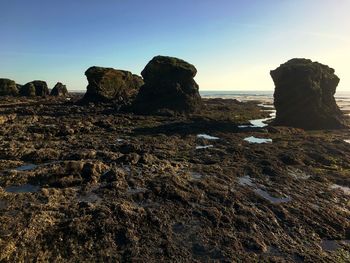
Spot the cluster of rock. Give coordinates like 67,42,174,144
80,56,203,114
1,56,347,129
0,79,68,97
80,66,143,105
271,58,346,129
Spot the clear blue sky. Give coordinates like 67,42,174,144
0,0,349,91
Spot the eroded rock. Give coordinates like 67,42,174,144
270,58,346,129
50,82,68,96
0,79,18,96
133,56,203,114
20,81,49,97
80,66,143,104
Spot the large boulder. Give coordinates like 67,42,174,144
270,58,347,129
80,66,143,104
132,56,203,114
19,83,36,97
0,78,18,96
20,81,49,97
50,82,68,96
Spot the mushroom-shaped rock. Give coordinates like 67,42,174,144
132,56,203,114
50,82,68,96
270,58,346,129
20,81,49,97
80,66,143,104
0,78,18,96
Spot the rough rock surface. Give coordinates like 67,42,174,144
271,58,346,129
81,66,143,104
50,82,68,96
133,56,203,114
19,83,36,97
0,79,18,96
0,95,349,261
20,81,49,97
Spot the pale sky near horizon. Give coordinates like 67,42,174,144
0,0,349,91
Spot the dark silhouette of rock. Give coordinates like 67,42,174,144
16,84,23,92
50,82,68,96
80,66,143,104
0,78,18,96
20,81,49,97
19,83,36,97
271,58,346,129
132,56,202,114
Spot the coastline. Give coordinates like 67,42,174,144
0,95,349,261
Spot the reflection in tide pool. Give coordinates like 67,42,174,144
321,240,350,251
78,192,102,203
190,172,203,180
197,134,219,140
15,164,38,171
238,175,254,186
254,189,291,204
244,136,272,144
195,145,214,150
237,176,291,204
5,184,40,193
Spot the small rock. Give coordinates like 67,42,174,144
50,82,68,96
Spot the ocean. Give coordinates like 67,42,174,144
200,90,350,113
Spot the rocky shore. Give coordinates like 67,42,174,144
0,56,349,262
0,94,349,262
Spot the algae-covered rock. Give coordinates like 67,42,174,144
80,66,143,104
50,82,68,96
0,78,18,96
20,81,49,97
270,58,346,129
133,56,203,114
19,83,36,97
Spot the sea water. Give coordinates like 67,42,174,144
200,90,350,113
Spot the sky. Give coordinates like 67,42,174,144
0,0,349,91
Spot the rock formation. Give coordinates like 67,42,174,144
0,78,18,96
19,83,36,97
270,58,346,129
132,56,202,114
80,66,143,104
50,82,68,96
20,81,49,97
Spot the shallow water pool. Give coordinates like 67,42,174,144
244,136,272,144
5,184,40,193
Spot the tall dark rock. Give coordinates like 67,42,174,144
51,82,68,96
132,56,203,114
20,81,49,97
0,78,18,96
80,66,143,104
270,58,346,129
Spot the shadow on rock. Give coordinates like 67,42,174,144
133,118,242,136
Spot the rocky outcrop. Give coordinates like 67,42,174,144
50,82,68,96
20,81,49,97
0,78,18,96
19,83,36,97
132,56,203,114
270,58,346,129
80,66,143,104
